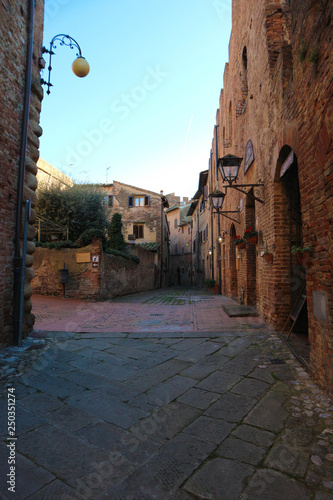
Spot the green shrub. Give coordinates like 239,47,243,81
35,240,74,249
37,184,109,242
105,248,140,264
77,229,107,249
108,213,126,251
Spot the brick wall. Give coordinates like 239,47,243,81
31,240,157,300
201,0,333,395
0,0,44,346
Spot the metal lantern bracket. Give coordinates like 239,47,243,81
220,210,240,224
40,34,83,94
224,181,265,204
209,189,241,223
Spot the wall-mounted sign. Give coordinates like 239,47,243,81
92,255,99,268
280,150,295,178
76,252,91,263
244,140,254,174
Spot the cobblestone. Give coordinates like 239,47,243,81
0,288,332,499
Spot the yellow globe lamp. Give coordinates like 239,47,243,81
72,56,90,78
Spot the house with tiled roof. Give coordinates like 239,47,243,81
100,181,169,288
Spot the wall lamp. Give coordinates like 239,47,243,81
218,154,265,204
209,189,240,224
40,34,90,94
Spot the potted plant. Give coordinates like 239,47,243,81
262,250,273,264
205,279,218,293
243,227,258,245
233,235,245,249
291,244,312,267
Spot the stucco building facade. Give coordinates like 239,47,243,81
166,204,192,287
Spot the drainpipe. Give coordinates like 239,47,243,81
13,0,35,345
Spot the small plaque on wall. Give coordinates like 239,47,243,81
92,255,99,268
244,140,254,174
76,252,91,263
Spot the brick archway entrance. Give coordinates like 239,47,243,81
275,145,309,359
229,223,238,300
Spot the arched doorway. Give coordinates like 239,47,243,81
276,145,309,359
229,224,238,300
245,188,256,306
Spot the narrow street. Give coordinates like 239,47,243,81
1,288,333,499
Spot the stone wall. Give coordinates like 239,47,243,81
32,240,157,300
0,0,44,346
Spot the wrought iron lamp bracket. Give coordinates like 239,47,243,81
224,182,265,204
40,34,83,94
220,210,240,224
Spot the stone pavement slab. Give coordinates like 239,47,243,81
1,288,333,499
184,457,255,500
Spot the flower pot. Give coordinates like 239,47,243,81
297,251,311,268
263,253,273,264
246,236,258,245
236,241,245,249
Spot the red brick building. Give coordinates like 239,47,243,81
196,0,333,395
0,0,44,345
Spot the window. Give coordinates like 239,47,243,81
128,195,150,207
182,246,185,255
133,224,144,239
107,195,113,207
174,219,178,229
188,227,190,234
174,244,178,254
182,226,184,234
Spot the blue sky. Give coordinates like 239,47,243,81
40,0,232,199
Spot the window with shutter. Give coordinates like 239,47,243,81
108,195,113,207
133,224,144,238
144,195,150,206
128,196,134,207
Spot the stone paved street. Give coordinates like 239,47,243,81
1,288,333,499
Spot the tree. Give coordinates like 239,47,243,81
108,213,126,251
36,184,109,242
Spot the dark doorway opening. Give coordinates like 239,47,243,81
279,146,309,365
